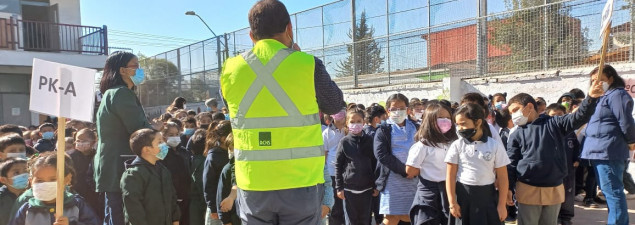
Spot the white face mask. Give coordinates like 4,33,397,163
32,181,58,201
166,136,181,148
512,109,529,126
183,104,187,109
414,113,423,120
390,110,408,124
602,82,610,92
6,152,27,159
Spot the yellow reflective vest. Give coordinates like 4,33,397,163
220,39,325,191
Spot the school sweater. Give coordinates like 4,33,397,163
0,186,18,225
9,191,99,225
202,147,229,213
216,158,240,225
335,132,376,192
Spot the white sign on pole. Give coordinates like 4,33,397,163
601,0,614,37
29,58,97,122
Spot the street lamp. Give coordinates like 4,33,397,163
185,10,229,59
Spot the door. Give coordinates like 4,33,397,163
1,94,31,126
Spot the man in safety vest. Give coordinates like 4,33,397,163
220,0,345,224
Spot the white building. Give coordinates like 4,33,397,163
0,0,107,126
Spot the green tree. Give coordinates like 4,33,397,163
138,54,180,106
489,1,589,72
336,11,384,77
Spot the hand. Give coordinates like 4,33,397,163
337,191,345,200
506,191,514,206
210,213,219,219
497,204,507,222
629,143,635,151
321,205,330,218
406,173,416,179
588,80,605,98
220,197,234,212
373,189,379,197
292,43,301,51
573,161,580,168
449,203,461,218
53,216,69,225
173,222,179,225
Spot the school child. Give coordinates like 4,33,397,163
445,103,510,225
189,129,208,225
0,134,27,161
202,121,232,225
334,109,377,225
0,158,27,225
506,87,600,225
323,109,347,225
545,104,580,225
33,123,56,152
405,102,458,225
321,165,335,225
490,93,507,111
182,118,198,147
196,113,214,130
374,94,419,225
9,151,99,225
494,108,518,223
120,128,181,225
162,122,191,225
362,105,387,224
216,133,240,225
67,128,103,220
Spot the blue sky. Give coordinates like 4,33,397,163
81,0,328,56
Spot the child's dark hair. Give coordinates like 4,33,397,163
196,112,213,121
386,93,409,108
569,88,585,99
589,64,625,90
461,93,488,114
74,128,97,142
546,103,567,115
489,93,507,101
508,93,538,111
28,151,76,184
0,124,23,137
0,158,27,178
205,121,232,155
187,110,197,116
168,118,183,130
365,105,387,123
0,134,26,153
226,133,234,151
190,129,207,156
212,112,226,121
38,123,55,131
161,122,180,135
130,129,160,156
158,113,172,122
415,102,458,147
346,109,365,124
454,103,492,138
183,117,197,126
495,109,512,129
65,127,76,137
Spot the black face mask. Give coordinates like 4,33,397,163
458,129,477,141
200,124,210,130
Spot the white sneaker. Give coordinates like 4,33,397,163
575,193,585,202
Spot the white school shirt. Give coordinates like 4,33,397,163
406,141,449,182
323,125,345,177
444,136,511,186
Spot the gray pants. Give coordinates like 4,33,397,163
237,185,323,225
517,203,561,225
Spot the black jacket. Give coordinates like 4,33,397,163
335,132,376,191
160,146,191,203
33,139,55,152
374,122,419,192
202,147,229,213
507,97,597,189
216,158,241,225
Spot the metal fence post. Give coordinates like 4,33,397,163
102,25,108,55
177,48,182,97
386,0,391,85
543,0,550,69
476,0,488,76
352,0,357,88
216,36,222,77
630,2,634,62
428,0,432,80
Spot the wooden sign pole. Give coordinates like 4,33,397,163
597,23,611,79
55,117,66,219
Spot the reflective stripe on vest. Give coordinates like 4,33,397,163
235,145,323,161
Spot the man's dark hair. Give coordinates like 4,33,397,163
0,134,26,153
38,123,55,131
248,0,290,40
569,88,585,100
546,103,567,115
508,93,538,111
212,112,226,121
129,128,159,156
0,125,23,137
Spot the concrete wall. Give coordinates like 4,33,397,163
342,63,635,106
50,0,81,25
0,50,106,69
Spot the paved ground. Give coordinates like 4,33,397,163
571,199,635,225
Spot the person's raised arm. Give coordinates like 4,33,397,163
554,80,603,134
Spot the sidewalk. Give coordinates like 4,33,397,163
572,199,635,224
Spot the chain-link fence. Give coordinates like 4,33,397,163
138,0,635,107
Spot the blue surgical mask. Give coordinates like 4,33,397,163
42,131,54,140
184,128,195,136
224,114,230,121
207,107,212,112
156,143,169,160
131,68,145,86
380,120,387,125
10,173,29,190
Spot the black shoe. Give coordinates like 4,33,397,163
584,199,600,208
594,196,607,204
561,220,573,225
